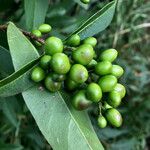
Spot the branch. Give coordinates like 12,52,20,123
0,24,45,44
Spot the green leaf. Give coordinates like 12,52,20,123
1,97,18,127
66,0,117,40
0,22,40,97
0,57,40,97
23,89,104,150
8,23,104,149
7,22,39,71
0,46,14,75
24,0,49,30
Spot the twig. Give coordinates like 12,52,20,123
119,23,150,35
0,24,45,44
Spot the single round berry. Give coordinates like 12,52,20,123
107,91,121,108
69,64,88,84
51,53,71,74
83,37,97,47
100,49,118,62
86,83,102,102
95,61,112,75
87,59,97,68
38,24,52,34
40,55,51,69
98,75,117,92
114,83,126,98
72,90,92,111
103,102,112,109
98,116,107,128
105,108,123,127
51,73,66,82
45,37,63,55
32,30,42,37
111,65,124,78
31,66,45,82
73,44,94,65
67,34,80,47
45,75,61,92
65,78,79,91
80,0,90,4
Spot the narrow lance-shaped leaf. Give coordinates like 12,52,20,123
66,0,117,40
7,22,104,149
0,23,40,97
24,0,49,30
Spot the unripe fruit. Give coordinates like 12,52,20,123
114,83,126,98
32,30,42,37
51,73,66,82
83,37,97,47
67,34,80,47
105,108,123,127
111,65,124,78
72,90,92,110
103,102,112,109
38,24,52,34
95,61,112,75
51,53,71,74
98,75,117,92
65,78,79,91
98,116,107,128
40,55,51,69
86,83,102,102
87,59,97,68
73,44,94,65
100,49,118,62
107,91,121,108
45,75,61,92
45,37,63,55
80,0,90,4
31,66,45,82
69,64,88,84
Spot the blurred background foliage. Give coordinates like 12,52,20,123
0,0,150,149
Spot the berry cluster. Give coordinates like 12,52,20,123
31,24,126,128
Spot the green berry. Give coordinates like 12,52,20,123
98,75,117,92
100,49,118,62
45,37,63,55
114,83,126,98
69,64,88,84
31,66,45,82
40,55,51,69
51,53,71,74
65,78,79,91
98,116,107,128
83,37,97,47
51,73,66,82
38,24,52,34
95,61,112,75
80,0,90,4
72,90,92,110
105,108,123,127
67,34,80,46
45,75,61,92
111,65,124,78
73,44,94,65
87,59,97,68
32,30,42,37
86,83,102,102
107,91,121,108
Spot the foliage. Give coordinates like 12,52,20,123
0,0,150,150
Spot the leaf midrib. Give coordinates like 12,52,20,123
57,92,93,150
